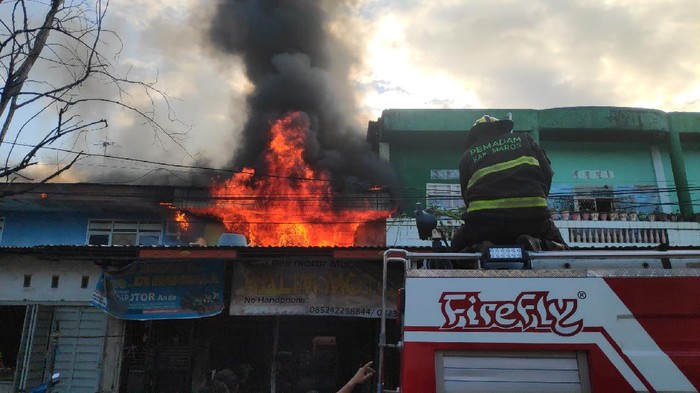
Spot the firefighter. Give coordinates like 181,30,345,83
450,115,568,252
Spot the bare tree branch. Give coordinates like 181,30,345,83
0,0,63,128
0,0,189,195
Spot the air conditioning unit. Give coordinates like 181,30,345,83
217,233,248,246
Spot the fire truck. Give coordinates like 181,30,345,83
377,245,700,393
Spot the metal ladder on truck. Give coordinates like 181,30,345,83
377,247,700,393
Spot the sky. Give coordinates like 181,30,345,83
6,0,700,184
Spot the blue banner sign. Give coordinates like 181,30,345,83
92,260,224,320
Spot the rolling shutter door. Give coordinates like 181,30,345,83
436,351,590,393
52,307,107,393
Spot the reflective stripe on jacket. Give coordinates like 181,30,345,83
459,132,553,222
466,155,541,189
466,196,548,213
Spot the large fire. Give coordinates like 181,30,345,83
197,112,392,247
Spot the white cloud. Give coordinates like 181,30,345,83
347,0,700,114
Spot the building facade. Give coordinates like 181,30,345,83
369,106,700,247
0,184,399,393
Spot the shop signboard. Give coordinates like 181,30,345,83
229,259,400,318
91,260,224,320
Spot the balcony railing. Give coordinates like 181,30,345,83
385,218,700,248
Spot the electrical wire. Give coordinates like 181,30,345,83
10,141,700,194
5,141,700,212
3,141,395,190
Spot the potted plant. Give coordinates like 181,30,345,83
551,199,572,221
669,210,679,222
581,209,591,221
638,212,648,221
656,210,668,222
561,210,570,220
619,211,628,221
599,211,609,221
629,211,638,221
591,211,600,221
571,211,581,221
550,210,562,220
609,210,619,221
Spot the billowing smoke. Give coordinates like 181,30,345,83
209,0,399,194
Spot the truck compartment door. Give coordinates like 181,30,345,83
435,350,590,393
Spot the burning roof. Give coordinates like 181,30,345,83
192,112,393,247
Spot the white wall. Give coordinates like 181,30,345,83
0,256,101,303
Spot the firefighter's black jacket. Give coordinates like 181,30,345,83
459,131,553,223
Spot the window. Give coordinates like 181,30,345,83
87,220,163,246
576,198,613,213
426,183,465,211
574,187,614,212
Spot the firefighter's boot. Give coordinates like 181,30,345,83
459,241,494,253
543,240,569,251
473,240,495,253
516,235,543,252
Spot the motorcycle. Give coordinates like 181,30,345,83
28,372,61,393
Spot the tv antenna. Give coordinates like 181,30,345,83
93,138,117,181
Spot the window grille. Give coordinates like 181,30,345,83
426,183,465,211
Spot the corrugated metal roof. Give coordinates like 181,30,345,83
2,244,698,254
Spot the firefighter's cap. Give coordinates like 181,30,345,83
471,115,513,131
466,115,514,146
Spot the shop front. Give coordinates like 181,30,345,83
110,250,401,393
217,255,401,393
92,256,227,393
0,255,113,393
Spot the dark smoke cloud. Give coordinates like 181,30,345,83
209,0,399,193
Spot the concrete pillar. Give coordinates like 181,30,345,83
668,125,694,217
531,111,540,143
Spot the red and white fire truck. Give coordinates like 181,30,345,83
378,247,700,393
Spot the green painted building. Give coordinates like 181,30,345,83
367,107,700,219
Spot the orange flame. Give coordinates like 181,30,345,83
175,210,189,232
196,112,391,247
